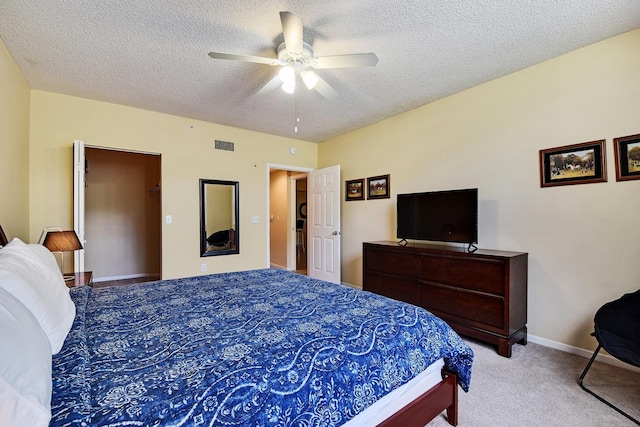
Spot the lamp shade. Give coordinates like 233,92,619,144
42,231,83,252
0,225,8,246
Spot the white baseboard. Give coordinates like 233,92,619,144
270,263,287,270
528,334,640,373
93,273,160,283
341,281,360,290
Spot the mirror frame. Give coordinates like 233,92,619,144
199,179,239,257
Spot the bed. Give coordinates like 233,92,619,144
0,238,473,427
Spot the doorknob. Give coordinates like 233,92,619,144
332,231,341,235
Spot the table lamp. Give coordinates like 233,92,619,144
0,224,8,247
42,230,83,281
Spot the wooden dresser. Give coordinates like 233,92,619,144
363,241,528,357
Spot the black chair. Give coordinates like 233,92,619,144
207,229,230,248
578,289,640,425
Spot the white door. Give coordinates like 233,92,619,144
307,165,341,283
73,140,85,272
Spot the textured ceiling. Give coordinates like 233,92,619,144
1,1,640,142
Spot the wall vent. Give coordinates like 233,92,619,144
214,140,235,152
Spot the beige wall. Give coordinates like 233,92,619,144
319,29,640,351
28,91,316,279
0,38,30,241
6,29,640,353
269,170,289,268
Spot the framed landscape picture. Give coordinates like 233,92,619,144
613,133,640,182
367,174,390,199
539,140,606,187
345,178,365,201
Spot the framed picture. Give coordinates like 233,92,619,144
613,133,640,182
539,140,606,187
345,178,365,201
367,174,390,199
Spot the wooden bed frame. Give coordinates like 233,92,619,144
379,370,459,426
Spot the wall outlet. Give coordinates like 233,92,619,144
201,263,206,272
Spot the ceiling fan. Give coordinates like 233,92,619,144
208,11,378,99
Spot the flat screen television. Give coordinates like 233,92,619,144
397,188,478,246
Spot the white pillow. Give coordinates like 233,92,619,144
0,238,76,354
0,286,52,427
27,241,67,279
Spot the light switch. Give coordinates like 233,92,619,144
252,216,259,223
166,215,172,224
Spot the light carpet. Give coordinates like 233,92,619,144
428,339,640,426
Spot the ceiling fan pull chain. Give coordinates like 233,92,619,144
294,75,299,133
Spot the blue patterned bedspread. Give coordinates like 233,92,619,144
51,269,473,426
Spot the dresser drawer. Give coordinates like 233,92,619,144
419,253,506,295
363,241,527,357
420,283,505,330
364,247,419,278
364,271,420,306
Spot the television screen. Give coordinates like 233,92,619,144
397,189,478,244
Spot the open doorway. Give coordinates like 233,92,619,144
294,177,307,273
267,164,341,283
269,169,289,270
84,147,162,285
267,165,311,275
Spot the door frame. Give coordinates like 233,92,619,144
73,141,163,279
73,140,85,272
289,172,308,270
266,164,313,270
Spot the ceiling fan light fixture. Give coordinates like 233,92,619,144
208,11,378,103
278,65,295,83
278,65,296,94
281,78,296,94
301,71,318,90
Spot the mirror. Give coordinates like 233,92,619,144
200,179,239,257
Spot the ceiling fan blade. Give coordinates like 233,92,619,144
208,51,280,66
313,52,379,68
256,75,283,96
280,11,303,53
311,74,338,99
